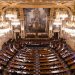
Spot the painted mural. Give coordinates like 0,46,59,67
24,8,50,33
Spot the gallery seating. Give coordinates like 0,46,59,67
6,47,69,75
39,48,69,75
7,48,35,75
57,47,75,75
0,38,75,75
0,47,18,75
50,38,75,75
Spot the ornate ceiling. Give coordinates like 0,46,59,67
0,0,74,14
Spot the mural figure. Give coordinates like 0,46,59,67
24,8,50,33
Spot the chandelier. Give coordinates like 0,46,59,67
56,9,68,20
66,21,75,27
5,9,17,20
11,18,20,27
60,13,68,20
53,19,62,26
0,15,11,36
0,15,9,28
66,15,75,27
0,21,9,28
63,27,75,37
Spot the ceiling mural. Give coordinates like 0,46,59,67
24,8,50,33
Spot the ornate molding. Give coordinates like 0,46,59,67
73,1,75,15
0,0,73,7
0,0,74,15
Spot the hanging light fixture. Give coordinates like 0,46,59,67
11,18,20,27
56,9,68,20
5,8,17,20
66,15,75,27
65,1,75,28
62,2,75,37
0,15,9,28
60,13,68,20
63,27,75,37
53,18,62,26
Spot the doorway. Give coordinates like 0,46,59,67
54,32,59,39
15,32,21,39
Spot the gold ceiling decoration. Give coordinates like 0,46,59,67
73,1,75,15
0,0,73,6
0,0,73,13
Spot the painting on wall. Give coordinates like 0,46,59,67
23,8,50,33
